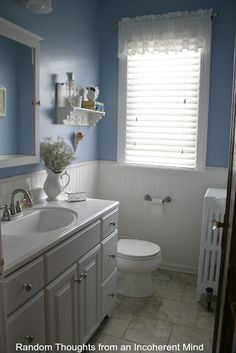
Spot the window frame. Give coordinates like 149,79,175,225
117,46,211,170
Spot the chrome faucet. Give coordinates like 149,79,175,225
10,189,33,216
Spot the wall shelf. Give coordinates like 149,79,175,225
57,106,105,127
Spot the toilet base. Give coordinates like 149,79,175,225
120,272,153,297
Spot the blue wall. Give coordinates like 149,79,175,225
0,0,235,178
0,36,18,155
97,0,236,167
17,43,35,156
0,37,34,157
0,0,100,178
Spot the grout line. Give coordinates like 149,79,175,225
98,334,142,352
167,323,174,345
154,296,199,306
180,283,188,302
155,298,163,320
103,333,139,344
121,313,136,338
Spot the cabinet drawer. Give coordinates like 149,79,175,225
7,291,46,353
45,220,100,284
101,230,118,281
101,269,117,320
5,257,44,315
101,208,118,240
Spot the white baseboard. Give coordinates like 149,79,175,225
160,262,197,274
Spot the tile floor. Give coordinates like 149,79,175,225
90,269,215,353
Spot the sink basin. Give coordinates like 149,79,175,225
2,207,77,236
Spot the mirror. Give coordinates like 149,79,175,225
0,17,42,168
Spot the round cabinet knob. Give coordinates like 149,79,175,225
75,278,82,283
23,283,32,292
109,253,116,259
24,335,34,343
80,272,87,279
109,222,116,226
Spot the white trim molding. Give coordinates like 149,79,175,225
117,11,212,170
0,17,43,169
117,56,127,164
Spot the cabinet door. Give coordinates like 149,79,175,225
45,264,78,345
7,292,45,353
78,245,101,343
101,269,117,320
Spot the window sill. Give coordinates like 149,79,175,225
98,161,228,175
114,162,207,174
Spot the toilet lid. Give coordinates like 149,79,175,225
118,239,161,258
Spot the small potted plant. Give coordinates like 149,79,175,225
40,137,75,200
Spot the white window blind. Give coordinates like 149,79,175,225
125,49,201,168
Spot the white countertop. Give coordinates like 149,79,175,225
2,198,119,276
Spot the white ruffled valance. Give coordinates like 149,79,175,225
118,9,212,57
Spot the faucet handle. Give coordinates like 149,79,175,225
10,203,16,216
22,193,33,208
2,205,11,221
16,201,22,214
22,198,33,208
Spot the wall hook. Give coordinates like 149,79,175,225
73,131,84,152
32,100,41,106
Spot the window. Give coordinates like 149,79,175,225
118,10,212,169
125,50,201,168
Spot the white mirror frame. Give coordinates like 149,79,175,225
0,85,6,117
0,17,42,168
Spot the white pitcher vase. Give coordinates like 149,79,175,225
43,168,70,201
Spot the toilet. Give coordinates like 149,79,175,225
117,239,161,297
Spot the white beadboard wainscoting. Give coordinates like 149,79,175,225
0,160,228,274
97,161,228,273
0,161,98,205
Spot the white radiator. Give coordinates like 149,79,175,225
197,188,226,301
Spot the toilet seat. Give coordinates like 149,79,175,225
118,239,161,259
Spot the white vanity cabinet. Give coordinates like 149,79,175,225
101,269,117,319
101,230,118,281
78,245,101,343
5,257,46,353
101,209,119,240
100,230,118,319
5,257,44,316
4,205,119,351
7,292,46,353
45,264,78,345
